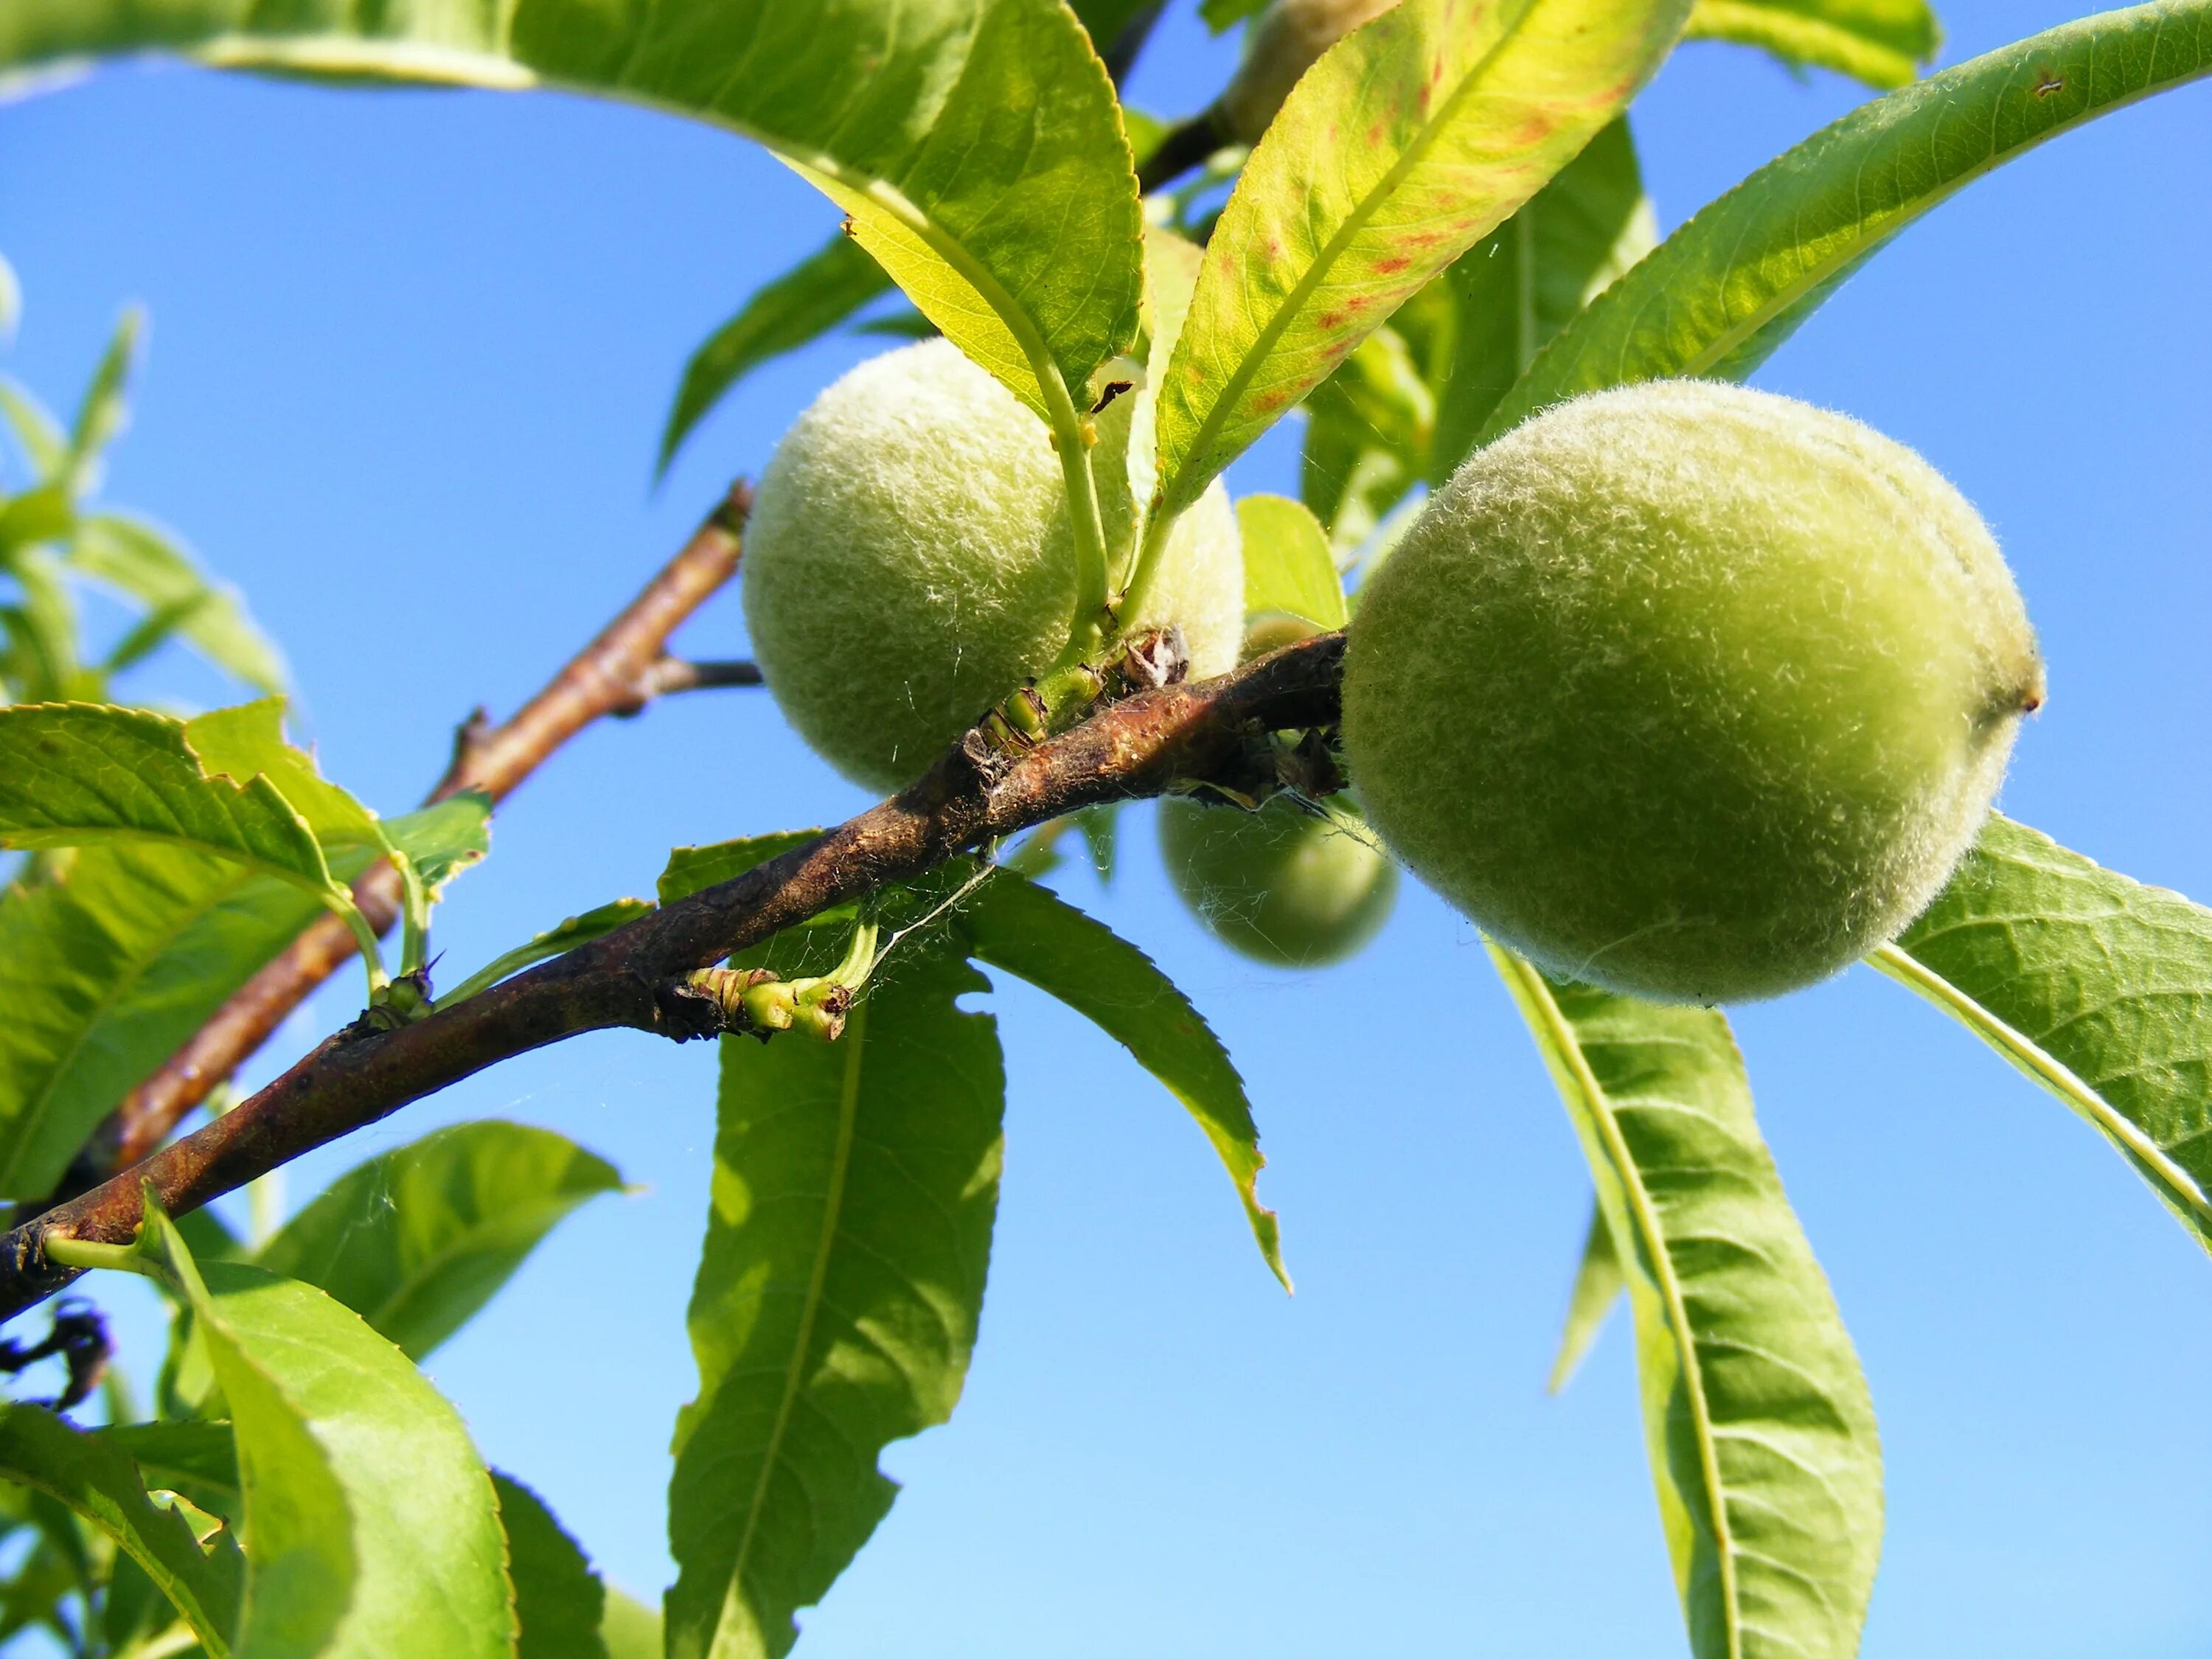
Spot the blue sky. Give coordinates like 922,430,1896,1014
4,4,2209,1655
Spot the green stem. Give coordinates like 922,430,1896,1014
1045,379,1113,636
1115,499,1185,637
394,852,431,976
42,1234,161,1281
330,894,389,993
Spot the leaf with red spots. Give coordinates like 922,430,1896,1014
1151,0,1691,521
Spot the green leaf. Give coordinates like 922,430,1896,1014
69,513,288,694
658,831,821,907
0,375,66,481
1685,0,1940,88
494,1472,611,1659
256,1120,625,1362
849,307,936,340
1200,0,1272,29
142,1204,515,1659
964,871,1287,1289
0,2,1143,428
1,549,90,704
182,700,386,855
442,897,655,1006
1484,1,2212,442
1237,493,1347,630
0,480,74,552
0,842,324,1200
1075,801,1121,886
599,1589,663,1659
0,703,348,908
384,793,493,899
93,1421,241,1520
1152,0,1690,516
1492,950,1883,1659
1546,1202,1624,1394
1874,815,2212,1254
1431,116,1655,478
656,231,892,479
1074,0,1163,49
0,1404,243,1656
667,931,1004,1659
63,307,140,500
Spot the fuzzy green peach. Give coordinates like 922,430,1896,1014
1342,380,2043,1004
742,339,1242,793
1161,794,1398,967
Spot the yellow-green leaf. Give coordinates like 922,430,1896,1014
1153,0,1691,515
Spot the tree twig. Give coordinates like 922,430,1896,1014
1137,110,1231,195
616,657,764,710
1103,1,1169,85
0,631,1347,1322
61,481,754,1188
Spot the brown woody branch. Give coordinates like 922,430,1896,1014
60,482,755,1189
0,631,1347,1322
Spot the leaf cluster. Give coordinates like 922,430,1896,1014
1,1,2210,1655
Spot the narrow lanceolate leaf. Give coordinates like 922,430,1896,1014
1237,494,1347,630
1876,815,2212,1254
667,933,1003,1659
658,231,891,478
659,831,821,907
0,842,324,1200
442,897,655,1006
1432,116,1655,477
257,1121,625,1361
71,513,288,693
964,872,1287,1288
1485,0,2212,442
0,375,66,479
0,1,1141,425
1546,1200,1624,1394
0,1404,243,1656
145,1206,515,1659
63,306,140,498
495,1473,611,1659
0,703,338,896
1492,950,1883,1659
1152,0,1691,515
1685,0,1940,88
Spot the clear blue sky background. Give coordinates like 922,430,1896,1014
4,5,2209,1655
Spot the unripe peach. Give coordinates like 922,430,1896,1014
1342,380,2042,1004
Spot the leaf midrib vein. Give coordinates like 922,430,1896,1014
717,998,871,1649
1168,0,1545,504
1507,955,1745,1655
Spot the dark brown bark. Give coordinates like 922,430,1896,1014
0,631,1346,1322
76,483,752,1180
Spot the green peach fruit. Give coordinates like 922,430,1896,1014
1342,379,2043,1004
1161,794,1398,967
744,339,1242,792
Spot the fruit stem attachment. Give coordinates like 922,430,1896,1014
1043,373,1114,643
1113,498,1183,639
